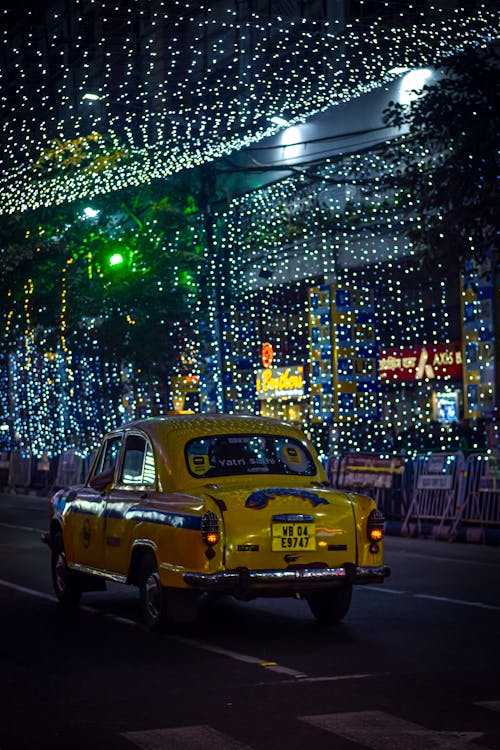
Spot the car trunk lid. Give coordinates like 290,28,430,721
204,482,356,570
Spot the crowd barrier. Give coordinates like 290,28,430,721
328,450,500,545
401,452,465,539
0,448,91,494
330,452,408,521
53,449,85,489
1,447,499,543
449,453,500,544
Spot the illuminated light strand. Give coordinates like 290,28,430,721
200,131,467,453
0,5,498,214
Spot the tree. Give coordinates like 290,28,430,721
379,45,500,271
0,173,204,446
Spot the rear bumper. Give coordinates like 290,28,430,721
183,564,390,594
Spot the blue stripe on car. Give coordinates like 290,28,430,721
125,507,202,530
69,503,202,530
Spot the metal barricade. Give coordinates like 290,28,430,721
0,451,10,490
449,453,500,543
402,452,464,539
334,452,408,520
8,450,32,492
30,452,53,493
53,449,84,488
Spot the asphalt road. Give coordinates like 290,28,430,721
0,492,499,750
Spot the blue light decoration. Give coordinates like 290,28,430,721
460,255,498,419
0,4,497,216
308,285,333,424
331,286,379,424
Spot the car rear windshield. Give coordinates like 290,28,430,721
185,434,317,478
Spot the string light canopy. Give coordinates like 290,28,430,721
0,3,498,215
198,130,463,455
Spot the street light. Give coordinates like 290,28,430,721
270,115,290,127
108,252,124,267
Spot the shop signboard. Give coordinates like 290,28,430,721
340,454,405,489
434,391,459,423
256,365,304,400
379,343,462,382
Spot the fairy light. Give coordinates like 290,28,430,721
200,128,472,455
1,4,497,457
0,4,497,215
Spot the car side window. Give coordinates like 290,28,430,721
89,436,122,490
119,434,156,486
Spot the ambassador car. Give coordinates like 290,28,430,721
45,414,390,629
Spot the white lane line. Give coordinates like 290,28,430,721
475,700,500,712
0,522,45,534
414,593,500,611
173,635,308,678
0,578,309,678
0,578,55,602
254,673,378,686
393,550,500,568
123,725,252,750
297,673,377,683
364,586,500,611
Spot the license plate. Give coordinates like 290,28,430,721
271,522,316,551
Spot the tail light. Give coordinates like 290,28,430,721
367,508,385,542
201,511,220,546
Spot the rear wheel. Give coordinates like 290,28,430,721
139,553,169,631
51,531,82,605
306,584,352,625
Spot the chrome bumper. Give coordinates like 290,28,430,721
183,565,390,593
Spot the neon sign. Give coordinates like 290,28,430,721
256,366,304,399
261,342,274,369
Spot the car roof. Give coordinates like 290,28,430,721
119,413,303,440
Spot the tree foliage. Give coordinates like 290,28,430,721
0,175,203,381
380,45,500,270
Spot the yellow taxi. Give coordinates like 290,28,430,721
46,414,390,629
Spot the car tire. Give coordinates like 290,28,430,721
51,531,82,605
306,584,352,625
139,553,170,631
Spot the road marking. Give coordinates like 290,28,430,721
295,673,377,683
475,700,500,712
394,550,500,568
122,724,252,749
0,578,55,602
0,522,45,534
254,673,378,686
365,586,500,611
174,635,308,678
0,578,308,678
414,593,500,611
300,710,486,749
